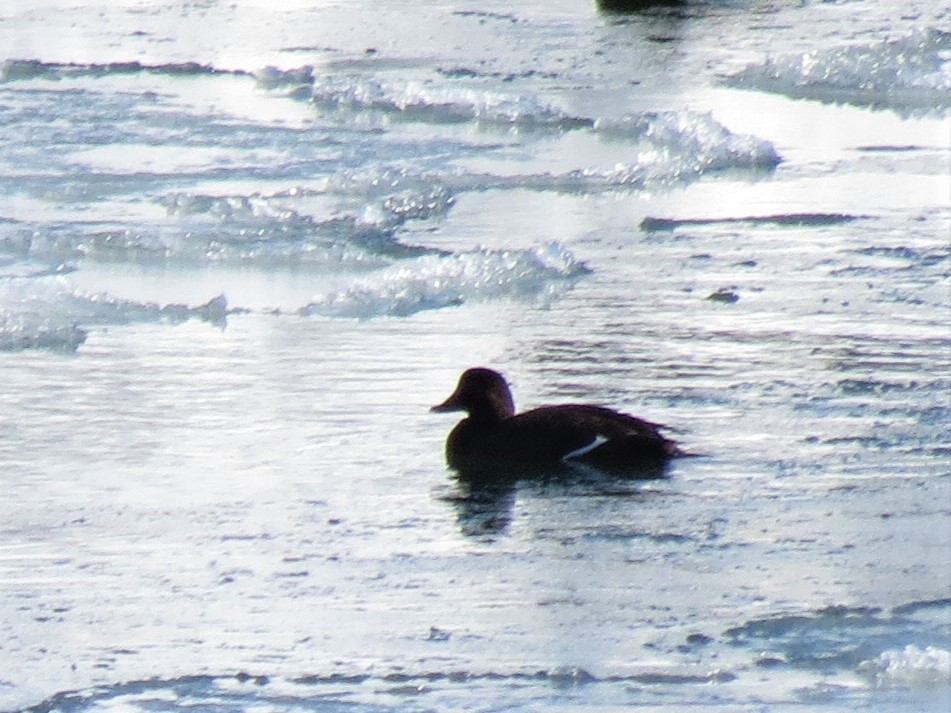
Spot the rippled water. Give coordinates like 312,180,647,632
1,1,949,712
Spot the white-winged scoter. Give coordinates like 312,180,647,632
431,367,682,475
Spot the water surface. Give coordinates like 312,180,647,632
1,1,949,711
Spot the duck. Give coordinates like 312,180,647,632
431,367,682,476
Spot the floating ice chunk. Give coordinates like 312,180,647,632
594,110,781,174
253,65,315,90
0,312,87,352
500,111,779,193
361,185,456,228
259,72,777,186
857,645,951,687
0,58,246,83
0,276,232,351
299,243,589,318
9,211,431,268
259,67,591,129
182,293,230,326
0,58,53,82
0,259,75,279
44,288,231,328
312,76,564,126
725,28,951,115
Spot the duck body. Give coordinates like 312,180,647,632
432,368,680,477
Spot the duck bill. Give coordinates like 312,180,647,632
430,392,463,413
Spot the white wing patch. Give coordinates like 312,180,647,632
562,434,609,461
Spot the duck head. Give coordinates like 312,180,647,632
431,367,516,423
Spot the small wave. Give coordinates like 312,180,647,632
0,58,247,83
725,601,951,682
855,144,928,153
16,666,739,713
892,598,951,616
726,605,885,643
725,605,894,672
436,66,559,82
857,645,951,688
837,377,930,396
580,526,694,545
724,28,951,116
299,243,589,318
451,9,522,24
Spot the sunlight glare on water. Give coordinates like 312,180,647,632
0,1,949,712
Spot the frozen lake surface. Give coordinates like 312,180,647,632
1,1,949,711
